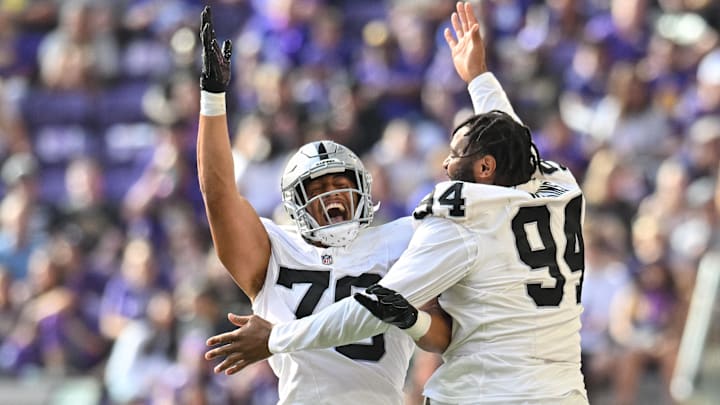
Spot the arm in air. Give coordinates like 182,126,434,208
197,6,269,300
445,2,521,123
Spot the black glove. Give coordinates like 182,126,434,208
200,6,232,93
354,284,418,329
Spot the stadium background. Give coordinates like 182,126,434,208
0,0,719,404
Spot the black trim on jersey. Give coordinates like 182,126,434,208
538,160,567,174
413,190,435,220
529,181,570,199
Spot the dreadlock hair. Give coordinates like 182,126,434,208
452,110,540,187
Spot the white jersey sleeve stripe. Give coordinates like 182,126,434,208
468,72,522,124
268,297,389,353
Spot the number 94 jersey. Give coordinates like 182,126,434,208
253,217,416,405
410,161,587,403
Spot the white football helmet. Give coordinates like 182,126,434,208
281,141,374,247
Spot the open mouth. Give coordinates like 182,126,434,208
325,202,348,224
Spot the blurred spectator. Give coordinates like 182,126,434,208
404,142,451,214
1,246,106,376
325,80,386,157
50,156,122,253
202,246,252,316
533,111,589,178
363,157,405,224
36,0,119,90
636,157,691,245
588,62,673,179
0,154,49,280
370,118,431,206
157,202,209,284
104,290,177,403
580,213,631,398
47,232,109,332
0,265,20,362
355,5,434,121
98,236,169,341
674,47,720,130
609,260,682,405
229,113,285,218
0,78,30,157
122,122,202,238
587,0,651,65
682,115,720,180
582,149,643,244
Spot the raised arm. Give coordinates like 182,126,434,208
198,6,269,300
447,1,521,123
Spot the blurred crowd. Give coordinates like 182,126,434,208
0,0,719,404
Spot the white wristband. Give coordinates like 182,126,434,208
405,310,431,341
200,91,226,116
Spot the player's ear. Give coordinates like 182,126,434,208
473,155,496,184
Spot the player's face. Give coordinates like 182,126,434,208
304,174,359,226
444,130,478,182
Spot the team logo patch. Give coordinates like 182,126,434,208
321,254,333,265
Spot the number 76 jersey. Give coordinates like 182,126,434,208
408,160,587,403
253,217,416,405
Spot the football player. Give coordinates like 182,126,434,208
204,3,589,404
197,6,415,402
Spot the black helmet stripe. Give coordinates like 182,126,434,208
317,142,329,160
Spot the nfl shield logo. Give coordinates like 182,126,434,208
321,254,333,265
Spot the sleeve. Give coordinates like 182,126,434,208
376,217,478,307
268,297,389,354
268,218,478,354
468,72,522,124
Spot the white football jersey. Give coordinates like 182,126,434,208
402,161,588,404
253,217,416,405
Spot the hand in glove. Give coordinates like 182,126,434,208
354,284,419,329
200,6,232,93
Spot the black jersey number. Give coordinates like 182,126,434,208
277,268,385,361
511,195,585,307
413,182,466,219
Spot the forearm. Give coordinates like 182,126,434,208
468,73,521,124
268,297,390,354
197,92,269,299
415,300,452,353
197,92,235,200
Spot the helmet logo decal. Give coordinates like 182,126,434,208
321,254,333,265
317,142,329,160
